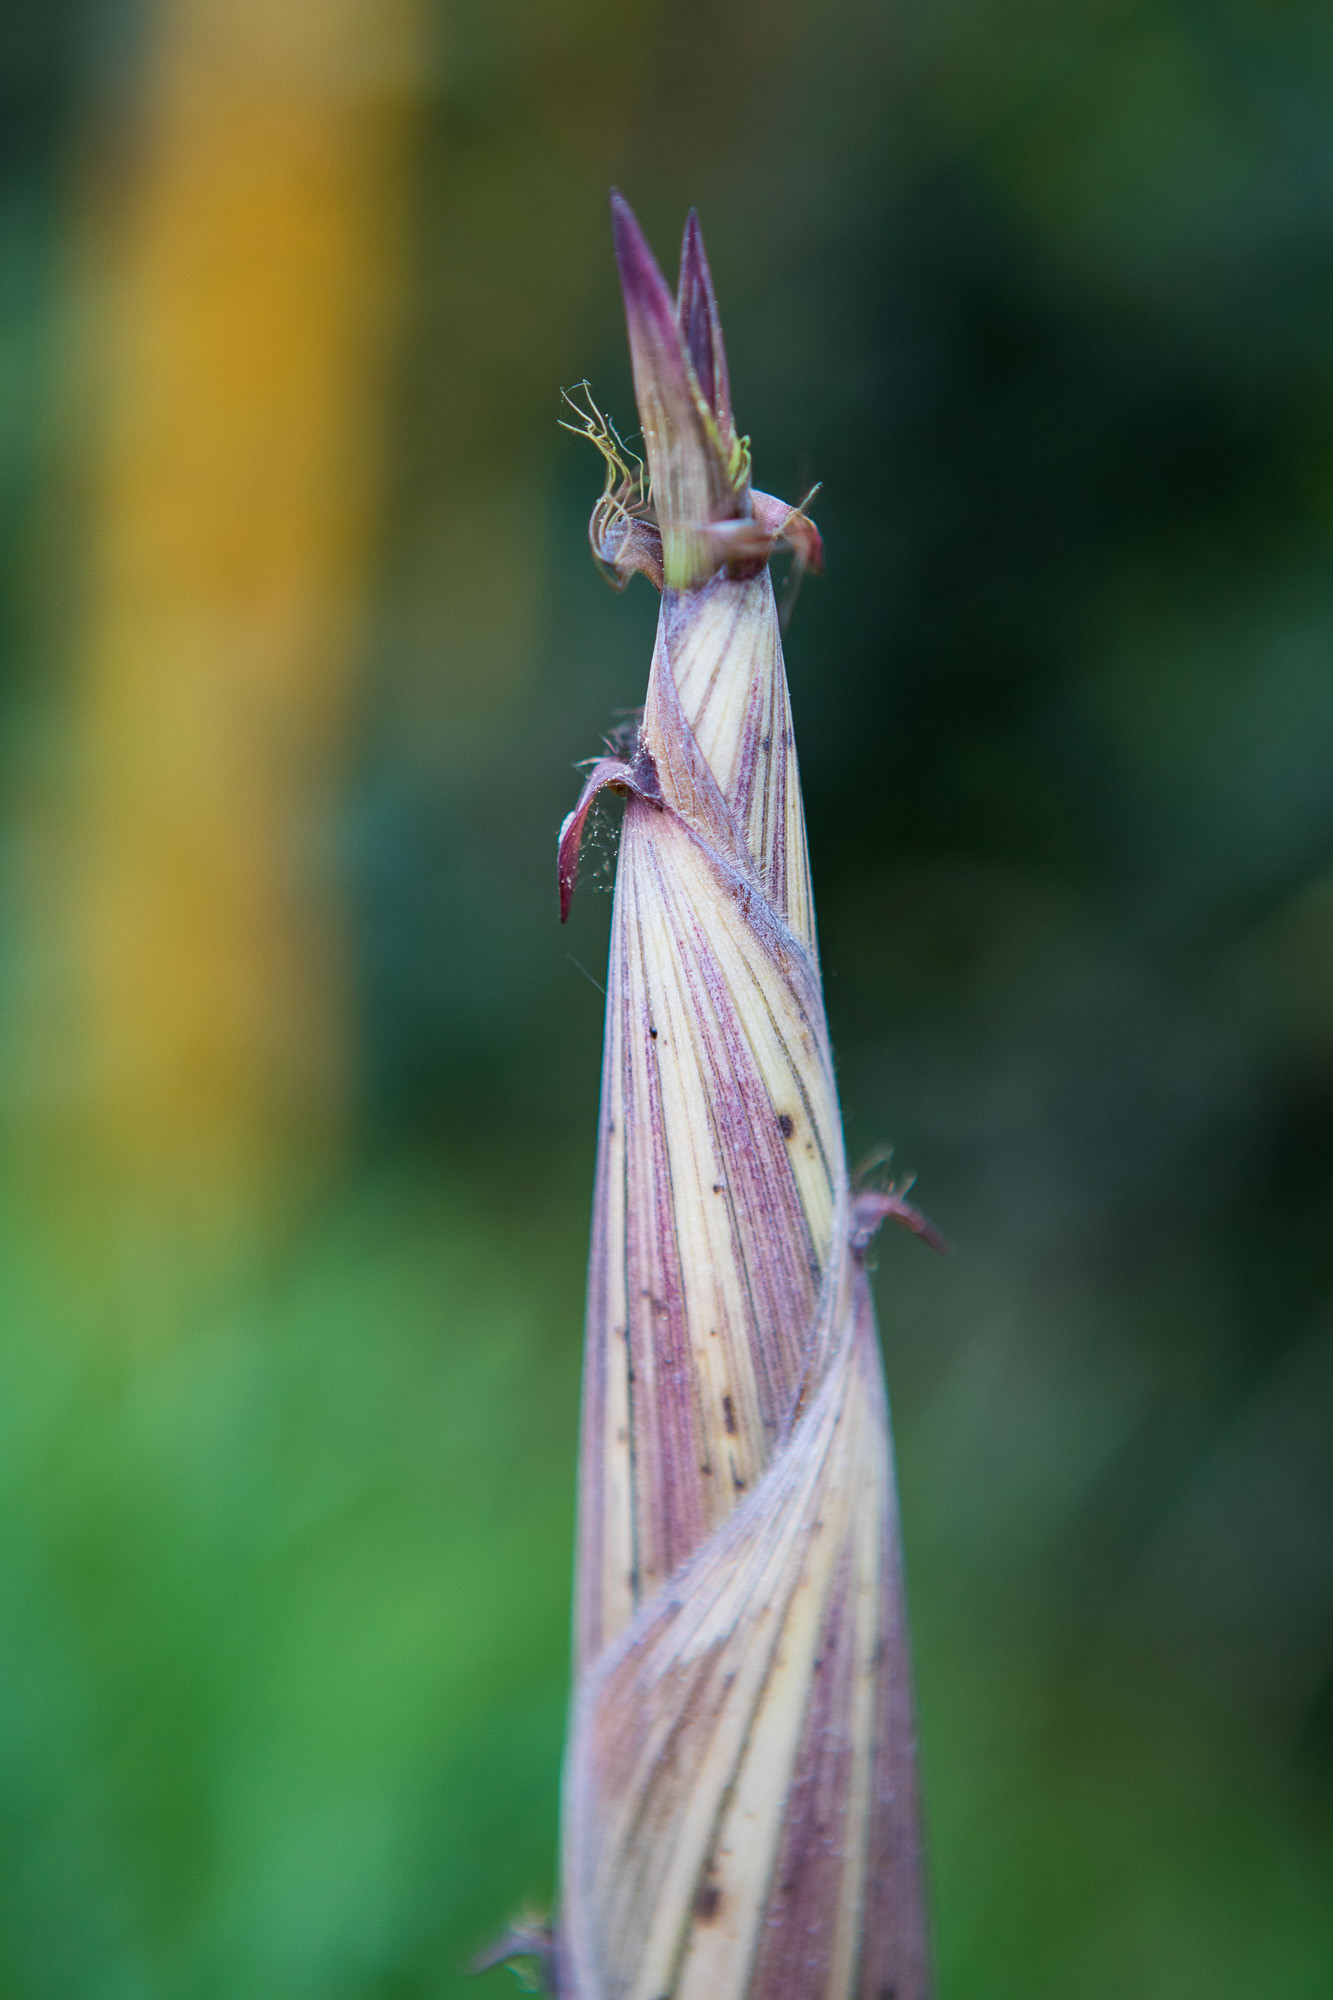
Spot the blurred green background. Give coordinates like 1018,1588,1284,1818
2,2,1331,1995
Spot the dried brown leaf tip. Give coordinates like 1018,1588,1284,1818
552,197,934,2000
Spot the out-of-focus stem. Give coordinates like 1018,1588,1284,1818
55,0,423,1249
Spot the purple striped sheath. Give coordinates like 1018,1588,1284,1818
551,195,933,2000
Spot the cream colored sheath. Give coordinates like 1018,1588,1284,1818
556,195,932,2000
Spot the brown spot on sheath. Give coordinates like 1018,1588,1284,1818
777,1112,795,1139
695,1882,722,1923
721,1393,737,1435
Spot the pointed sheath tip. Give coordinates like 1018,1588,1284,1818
679,206,704,282
609,192,680,355
676,208,730,424
610,190,659,282
679,209,718,289
606,190,745,587
608,188,634,253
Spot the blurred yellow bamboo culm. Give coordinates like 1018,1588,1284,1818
45,0,423,1253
